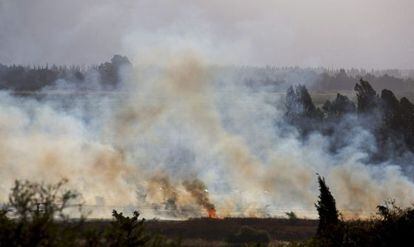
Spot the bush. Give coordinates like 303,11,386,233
105,210,150,247
0,179,85,246
0,179,180,247
286,211,298,220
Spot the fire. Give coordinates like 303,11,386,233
207,208,218,218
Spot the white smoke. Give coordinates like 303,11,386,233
0,51,414,219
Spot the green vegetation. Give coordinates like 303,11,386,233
1,176,413,246
290,177,414,247
0,179,178,247
285,211,298,220
284,79,414,162
315,176,339,239
0,55,131,91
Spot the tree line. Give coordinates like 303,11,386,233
284,79,414,163
1,58,414,93
311,69,414,92
0,55,131,91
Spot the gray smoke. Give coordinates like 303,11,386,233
0,51,414,219
1,0,414,68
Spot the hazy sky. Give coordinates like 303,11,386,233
0,0,413,68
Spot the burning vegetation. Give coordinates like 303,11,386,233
144,175,218,218
183,179,217,219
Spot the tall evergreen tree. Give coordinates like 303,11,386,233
354,79,378,113
284,85,323,136
315,175,339,237
322,93,356,119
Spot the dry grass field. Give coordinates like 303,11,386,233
82,217,317,246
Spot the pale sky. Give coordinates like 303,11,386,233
0,0,413,68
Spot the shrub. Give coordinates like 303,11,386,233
105,210,150,247
0,179,85,246
0,179,180,247
286,211,298,220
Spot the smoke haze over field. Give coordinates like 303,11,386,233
0,0,414,68
0,52,414,219
1,0,414,219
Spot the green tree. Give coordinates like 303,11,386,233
285,85,323,136
105,210,151,247
315,175,339,238
354,79,379,114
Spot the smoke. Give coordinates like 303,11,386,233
1,50,414,219
183,179,217,218
1,0,414,68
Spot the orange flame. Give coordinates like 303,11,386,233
208,208,217,218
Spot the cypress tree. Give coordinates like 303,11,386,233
315,175,339,237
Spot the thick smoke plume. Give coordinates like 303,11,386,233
0,51,414,219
